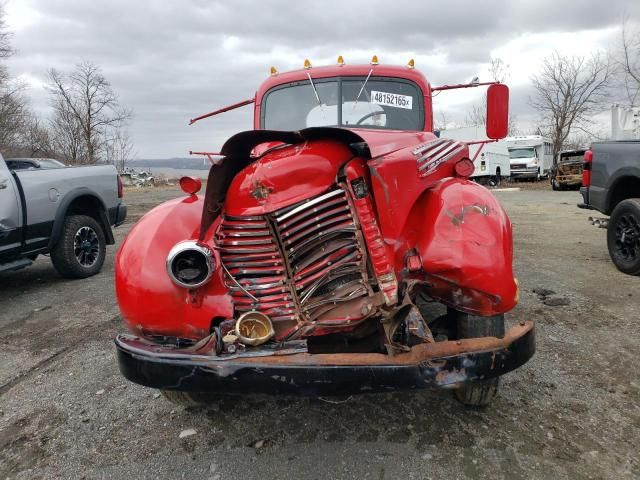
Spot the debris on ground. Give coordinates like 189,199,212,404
179,429,197,439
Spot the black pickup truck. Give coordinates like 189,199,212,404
579,140,640,275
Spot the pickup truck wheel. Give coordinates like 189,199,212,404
452,312,505,406
607,199,640,275
51,215,106,279
160,390,218,407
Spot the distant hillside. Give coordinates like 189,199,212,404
127,158,209,170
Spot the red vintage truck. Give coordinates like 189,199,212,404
114,58,534,406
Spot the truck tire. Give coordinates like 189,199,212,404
50,214,106,279
453,312,505,406
489,168,502,187
160,390,218,407
607,199,640,275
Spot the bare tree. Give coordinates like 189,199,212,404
614,19,640,105
434,110,450,132
19,115,57,158
0,5,32,156
104,128,136,172
0,5,13,61
49,93,87,163
0,82,29,153
47,62,132,164
529,51,612,158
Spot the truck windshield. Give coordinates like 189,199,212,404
262,77,424,131
509,148,536,159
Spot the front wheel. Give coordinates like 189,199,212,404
452,312,505,406
51,215,106,279
488,169,502,187
607,199,640,275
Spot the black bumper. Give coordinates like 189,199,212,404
115,322,535,396
109,203,127,227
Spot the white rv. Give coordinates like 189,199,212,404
440,126,510,185
505,135,553,180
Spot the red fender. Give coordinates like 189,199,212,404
412,178,518,315
115,196,232,340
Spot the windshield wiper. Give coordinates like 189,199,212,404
307,72,322,107
353,68,373,107
307,72,326,121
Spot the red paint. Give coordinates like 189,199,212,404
345,160,398,305
116,62,516,342
486,84,509,139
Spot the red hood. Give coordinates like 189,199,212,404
347,128,437,158
222,129,439,217
224,139,355,216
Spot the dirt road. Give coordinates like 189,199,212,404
1,186,638,479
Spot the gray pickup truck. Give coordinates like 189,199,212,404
0,154,126,277
579,140,640,275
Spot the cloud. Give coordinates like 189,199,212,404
4,0,639,157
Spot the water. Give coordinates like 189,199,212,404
147,167,210,179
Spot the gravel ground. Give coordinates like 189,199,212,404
1,185,639,480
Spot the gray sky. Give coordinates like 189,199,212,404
5,0,640,158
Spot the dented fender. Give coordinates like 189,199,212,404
115,196,232,340
414,178,518,315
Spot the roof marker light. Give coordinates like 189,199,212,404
408,58,415,69
270,66,278,75
304,58,312,69
371,55,379,65
337,55,345,66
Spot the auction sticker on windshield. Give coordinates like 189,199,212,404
370,91,413,109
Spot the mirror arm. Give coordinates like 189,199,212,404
189,98,255,125
431,81,501,92
466,140,498,162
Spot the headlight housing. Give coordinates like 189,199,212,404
166,240,214,289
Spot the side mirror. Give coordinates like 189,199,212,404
486,84,509,139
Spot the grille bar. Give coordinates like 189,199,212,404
217,187,373,333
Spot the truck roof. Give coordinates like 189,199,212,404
255,63,432,102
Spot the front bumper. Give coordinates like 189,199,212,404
115,321,535,395
510,168,538,179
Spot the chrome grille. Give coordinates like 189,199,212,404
274,189,369,321
217,215,296,322
216,188,370,331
